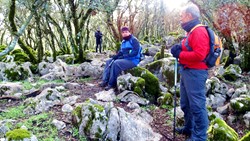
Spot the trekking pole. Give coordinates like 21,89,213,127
173,58,178,141
108,59,115,67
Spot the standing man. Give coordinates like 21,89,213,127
170,4,210,141
99,26,141,91
95,28,103,53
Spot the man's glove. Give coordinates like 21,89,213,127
112,55,119,60
171,44,182,58
112,51,123,60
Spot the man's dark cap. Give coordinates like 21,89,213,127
121,26,129,32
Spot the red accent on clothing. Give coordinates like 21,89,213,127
179,26,210,69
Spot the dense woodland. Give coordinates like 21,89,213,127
0,0,249,71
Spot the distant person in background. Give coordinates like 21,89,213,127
95,28,103,53
99,26,141,91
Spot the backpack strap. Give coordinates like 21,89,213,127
184,24,206,51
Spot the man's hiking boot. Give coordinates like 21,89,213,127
99,82,107,87
176,127,191,136
104,85,114,91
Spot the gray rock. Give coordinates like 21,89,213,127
147,46,160,56
79,103,108,139
117,90,149,105
160,84,168,93
105,108,120,141
76,62,103,79
227,115,237,125
0,124,9,138
62,104,73,113
226,88,235,98
23,106,35,116
13,93,23,98
138,56,154,68
127,102,140,110
64,82,82,90
0,82,23,95
52,119,66,130
62,96,79,105
35,100,58,113
232,84,247,99
216,103,230,115
95,89,116,102
243,112,250,128
207,94,226,109
118,107,161,141
214,66,225,76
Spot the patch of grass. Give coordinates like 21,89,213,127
0,105,26,120
21,79,65,90
15,112,60,141
72,127,88,141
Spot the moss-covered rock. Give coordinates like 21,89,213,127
222,64,242,81
153,52,161,61
79,101,107,140
240,131,250,141
146,60,163,72
4,67,29,81
131,77,145,96
230,95,250,113
6,128,31,141
29,64,38,74
72,105,82,127
207,118,238,141
157,92,173,106
128,67,161,103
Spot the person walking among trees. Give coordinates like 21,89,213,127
99,26,141,91
95,28,103,53
170,4,209,141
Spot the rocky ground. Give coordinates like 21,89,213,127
0,77,248,141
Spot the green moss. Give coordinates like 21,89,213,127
95,127,102,138
146,60,163,72
73,106,82,118
240,131,250,141
132,78,145,96
4,67,29,81
207,118,238,141
6,128,31,141
29,64,38,74
230,97,250,113
163,69,175,88
207,106,213,112
223,64,242,81
94,104,104,112
128,67,160,103
66,57,74,64
84,106,95,134
162,93,173,105
72,106,83,128
153,52,161,61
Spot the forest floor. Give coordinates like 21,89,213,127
0,78,248,141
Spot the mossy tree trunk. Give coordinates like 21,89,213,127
57,0,75,55
35,12,43,62
3,0,43,63
46,14,68,54
45,16,56,62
